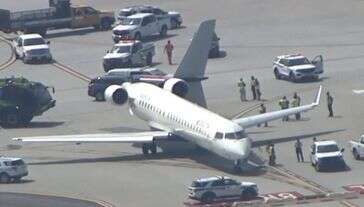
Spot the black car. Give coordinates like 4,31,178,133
88,75,128,101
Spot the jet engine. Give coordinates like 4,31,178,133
163,78,189,97
104,85,128,105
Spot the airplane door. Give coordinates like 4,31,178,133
312,55,323,74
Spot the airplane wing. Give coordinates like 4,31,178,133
250,129,344,148
353,89,364,95
233,86,322,128
13,131,169,143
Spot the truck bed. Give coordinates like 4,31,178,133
0,7,71,32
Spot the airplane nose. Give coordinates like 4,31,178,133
226,138,251,160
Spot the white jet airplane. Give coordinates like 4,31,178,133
13,20,323,172
353,90,364,95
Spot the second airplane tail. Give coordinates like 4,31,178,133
173,19,216,108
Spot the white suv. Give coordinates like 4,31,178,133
310,140,346,172
0,157,28,183
188,176,258,203
13,34,52,64
273,54,323,82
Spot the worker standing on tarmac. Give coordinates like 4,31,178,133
238,78,247,102
164,40,174,65
255,78,262,101
268,144,276,166
294,139,304,162
279,96,290,121
250,76,256,100
326,91,334,117
291,92,301,120
257,104,268,127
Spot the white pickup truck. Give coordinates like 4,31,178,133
102,40,155,72
350,135,364,160
13,34,52,64
310,140,346,172
112,13,169,43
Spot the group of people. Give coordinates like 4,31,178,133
238,76,261,101
278,92,301,121
266,137,318,166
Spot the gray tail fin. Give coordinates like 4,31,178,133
174,19,216,108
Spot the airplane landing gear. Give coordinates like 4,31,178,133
233,160,242,173
142,143,157,155
233,159,248,174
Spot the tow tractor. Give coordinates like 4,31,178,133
102,39,155,72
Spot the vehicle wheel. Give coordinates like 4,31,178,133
150,143,157,154
134,32,141,40
14,177,21,183
21,114,33,126
241,189,257,200
160,26,167,37
0,173,10,183
95,92,105,101
142,144,149,155
289,72,297,82
353,149,360,160
171,19,178,29
201,192,215,203
14,51,19,59
2,110,20,128
146,53,153,65
274,69,281,80
100,18,112,30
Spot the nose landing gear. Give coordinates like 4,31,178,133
233,159,248,173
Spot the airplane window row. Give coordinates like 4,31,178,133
138,99,209,138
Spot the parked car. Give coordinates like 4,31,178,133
103,40,155,72
188,176,258,203
0,157,28,183
112,13,169,42
273,54,323,82
310,140,346,172
13,34,52,63
350,135,364,160
117,5,182,29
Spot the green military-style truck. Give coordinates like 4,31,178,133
0,77,56,128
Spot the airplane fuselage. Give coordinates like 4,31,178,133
123,82,251,162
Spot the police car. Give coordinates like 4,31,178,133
188,176,258,203
310,140,346,172
273,54,323,82
0,157,28,183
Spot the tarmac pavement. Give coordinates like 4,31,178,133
0,0,364,206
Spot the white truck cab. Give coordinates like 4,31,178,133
13,34,52,63
310,140,346,171
0,157,28,183
273,54,323,82
103,40,155,71
112,13,169,43
188,176,258,203
350,135,364,160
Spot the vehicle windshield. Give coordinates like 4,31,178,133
317,144,339,153
121,18,141,25
191,181,208,188
119,11,133,17
225,130,246,140
111,45,131,53
288,58,310,66
23,38,45,46
11,160,25,166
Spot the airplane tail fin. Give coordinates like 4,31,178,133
174,19,216,108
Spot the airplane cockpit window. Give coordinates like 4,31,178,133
235,130,246,139
215,132,223,139
225,130,246,140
